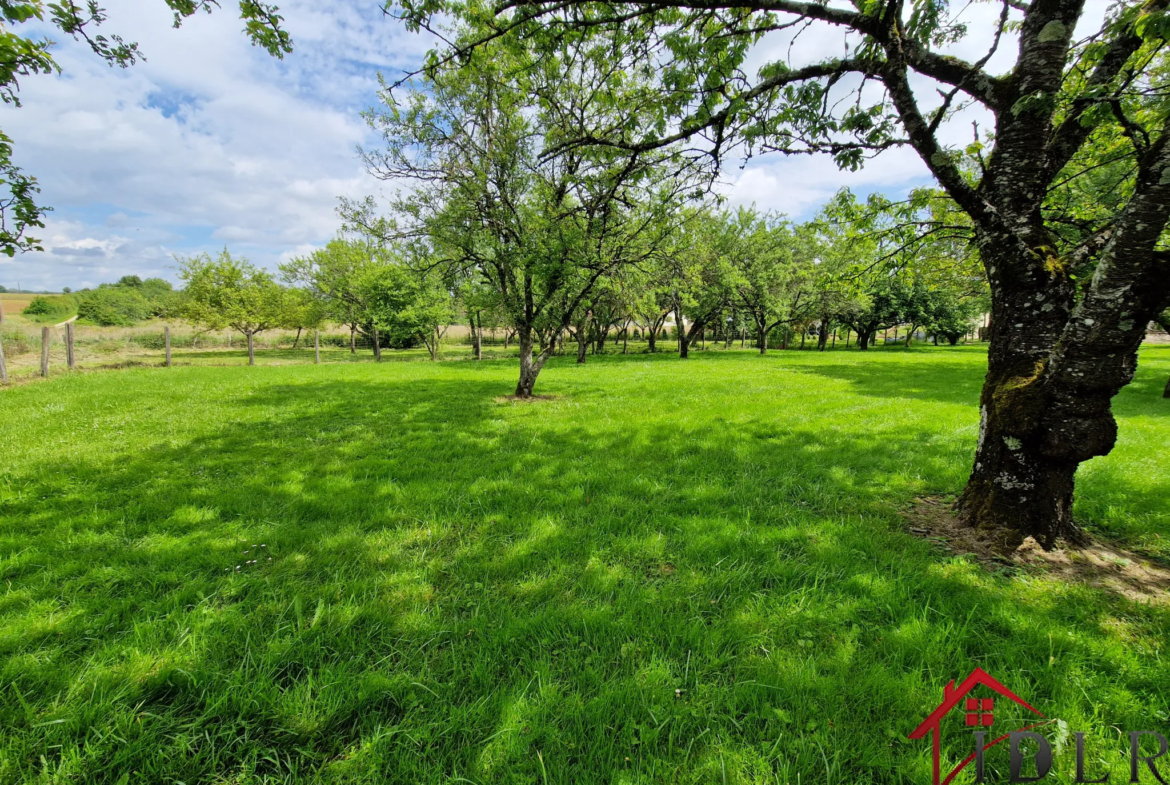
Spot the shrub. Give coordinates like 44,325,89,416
22,295,75,322
77,287,153,326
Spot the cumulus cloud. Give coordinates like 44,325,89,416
2,0,428,290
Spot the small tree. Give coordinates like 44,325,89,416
922,290,979,346
280,288,328,350
178,251,285,366
281,238,384,355
360,265,453,360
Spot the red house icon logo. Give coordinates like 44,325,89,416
908,667,1047,785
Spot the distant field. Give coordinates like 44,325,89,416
0,293,59,316
1,346,1167,784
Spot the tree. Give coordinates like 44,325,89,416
725,208,789,354
177,250,285,366
922,290,980,345
660,209,736,359
837,278,913,351
0,2,290,256
281,238,384,355
395,0,1170,544
355,35,693,396
360,263,453,360
279,287,328,349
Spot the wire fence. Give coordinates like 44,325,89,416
1,318,1162,385
0,322,536,383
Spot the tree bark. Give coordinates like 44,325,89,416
817,321,829,351
675,306,691,359
1163,374,1170,399
515,327,551,397
293,327,302,350
373,327,382,362
247,332,256,366
956,220,1169,547
473,311,483,360
349,326,356,354
757,323,768,354
857,330,872,351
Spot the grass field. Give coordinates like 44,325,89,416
1,345,1167,784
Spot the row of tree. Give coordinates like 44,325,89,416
342,0,1170,548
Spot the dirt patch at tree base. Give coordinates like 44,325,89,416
903,496,1170,605
493,394,561,404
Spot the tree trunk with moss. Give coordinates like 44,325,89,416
957,212,1169,547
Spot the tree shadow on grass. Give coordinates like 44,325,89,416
1,374,1167,784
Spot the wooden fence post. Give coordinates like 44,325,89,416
66,322,75,370
40,327,49,377
165,326,172,367
0,332,8,383
314,330,320,364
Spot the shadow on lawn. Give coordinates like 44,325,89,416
2,374,1167,784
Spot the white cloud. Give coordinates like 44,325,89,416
2,0,431,291
0,0,1110,291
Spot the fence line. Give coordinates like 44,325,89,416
7,319,1159,386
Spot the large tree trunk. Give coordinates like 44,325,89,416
515,327,550,397
247,332,256,366
817,321,829,351
956,228,1167,547
857,330,871,351
757,322,768,355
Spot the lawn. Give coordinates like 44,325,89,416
1,345,1167,784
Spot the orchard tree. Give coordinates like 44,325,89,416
355,34,694,396
282,237,384,354
724,207,801,354
662,209,736,359
360,263,454,359
280,287,328,349
0,1,290,256
177,250,286,366
392,0,1170,545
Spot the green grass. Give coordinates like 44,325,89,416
1,345,1168,784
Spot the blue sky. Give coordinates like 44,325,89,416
2,0,1098,292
